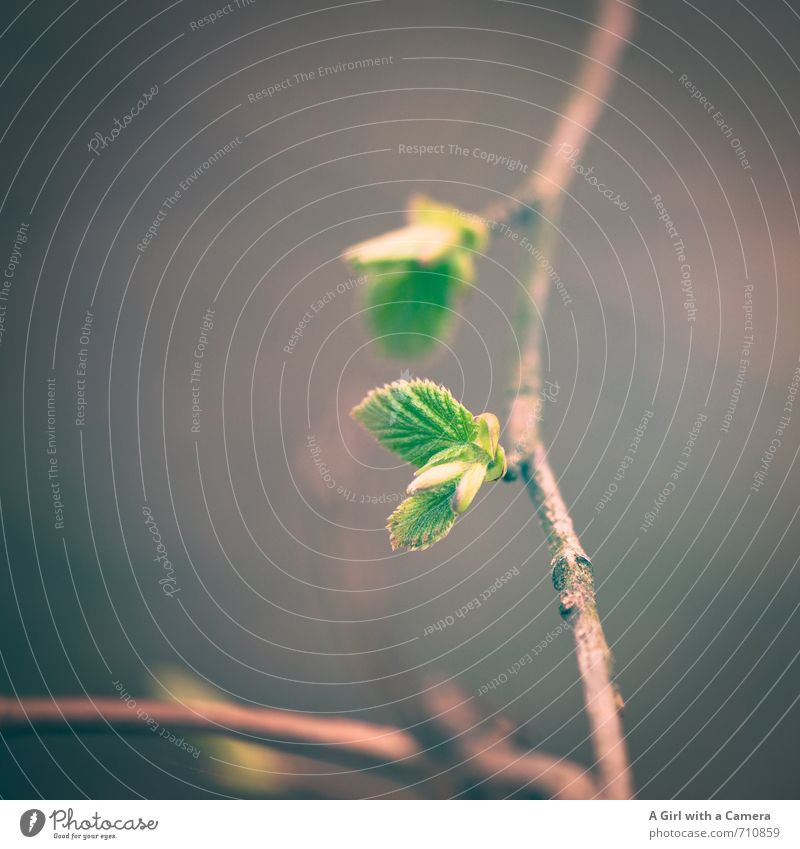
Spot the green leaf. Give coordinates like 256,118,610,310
344,195,487,359
351,379,478,467
358,260,463,359
415,442,490,476
386,480,459,551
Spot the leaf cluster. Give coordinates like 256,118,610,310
344,196,488,358
352,379,506,550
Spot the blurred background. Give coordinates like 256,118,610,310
0,0,798,799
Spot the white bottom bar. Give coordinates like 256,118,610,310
2,800,798,847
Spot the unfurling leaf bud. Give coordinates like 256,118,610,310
451,463,487,514
351,379,508,550
407,461,470,494
485,444,507,482
474,412,501,456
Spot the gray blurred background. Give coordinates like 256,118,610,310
1,0,798,799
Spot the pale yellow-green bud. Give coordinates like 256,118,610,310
485,444,507,482
451,463,487,514
474,412,501,456
407,461,469,494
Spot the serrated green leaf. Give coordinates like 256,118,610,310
351,379,478,467
415,442,490,476
387,479,459,551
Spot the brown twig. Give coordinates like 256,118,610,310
518,448,633,799
500,0,636,799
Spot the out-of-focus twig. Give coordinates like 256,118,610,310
0,695,416,763
0,694,598,799
484,0,636,226
419,682,599,799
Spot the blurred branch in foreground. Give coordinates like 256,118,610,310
0,693,595,799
